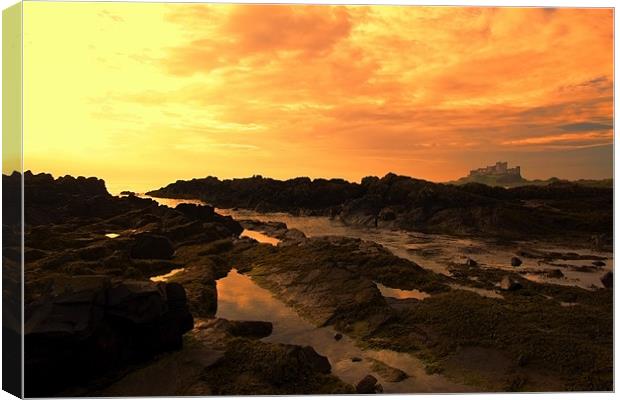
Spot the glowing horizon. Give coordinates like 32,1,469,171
22,3,613,193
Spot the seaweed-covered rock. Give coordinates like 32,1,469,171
201,339,349,395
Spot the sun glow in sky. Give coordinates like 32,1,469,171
23,3,613,192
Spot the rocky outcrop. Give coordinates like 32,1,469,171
24,277,193,397
12,171,247,396
356,375,382,394
147,172,612,242
130,233,175,259
199,338,351,394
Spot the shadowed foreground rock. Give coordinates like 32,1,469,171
24,277,193,397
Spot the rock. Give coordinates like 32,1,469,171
197,340,349,394
203,319,273,339
511,257,522,267
175,203,215,221
546,269,564,279
291,346,332,375
351,357,362,362
356,374,381,394
334,333,343,341
466,258,478,267
500,276,522,291
367,357,408,382
130,233,174,259
379,208,397,221
24,278,194,397
601,271,613,288
283,228,306,242
592,261,606,267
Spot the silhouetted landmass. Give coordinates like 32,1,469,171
451,174,613,188
147,173,612,245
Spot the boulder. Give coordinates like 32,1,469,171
466,258,478,267
546,269,564,279
130,233,174,259
601,271,613,288
283,228,306,242
511,257,522,267
356,375,381,394
334,333,343,341
175,203,215,221
24,278,193,397
287,346,332,375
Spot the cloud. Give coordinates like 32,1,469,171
28,3,611,186
560,122,613,132
502,131,613,147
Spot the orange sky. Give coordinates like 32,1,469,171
23,4,613,193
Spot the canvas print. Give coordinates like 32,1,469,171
1,1,614,397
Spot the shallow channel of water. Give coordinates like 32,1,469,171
216,268,470,393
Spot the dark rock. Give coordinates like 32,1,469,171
511,257,522,267
130,233,174,259
546,269,564,279
500,276,522,291
356,374,381,394
199,340,348,394
379,208,397,221
290,346,332,375
334,333,343,341
601,271,613,288
351,357,362,362
175,203,215,221
466,258,478,267
24,278,194,397
592,260,606,267
282,228,306,242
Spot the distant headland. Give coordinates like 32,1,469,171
451,161,611,188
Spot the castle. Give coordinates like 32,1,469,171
469,161,521,178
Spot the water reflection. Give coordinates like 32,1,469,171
240,229,280,246
216,269,471,393
139,194,206,208
150,268,185,282
376,283,431,300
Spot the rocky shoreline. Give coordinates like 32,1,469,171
146,173,612,248
5,171,613,395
